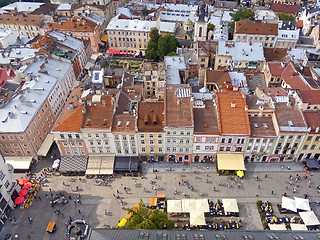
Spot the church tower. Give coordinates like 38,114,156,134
194,1,209,42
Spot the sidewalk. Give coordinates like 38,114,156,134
141,161,305,174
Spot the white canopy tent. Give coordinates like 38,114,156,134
181,199,197,213
299,211,320,226
222,199,239,213
190,212,206,226
268,224,287,230
194,199,210,213
167,200,182,213
294,197,311,211
290,223,308,230
281,196,297,213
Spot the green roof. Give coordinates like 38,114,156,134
184,19,193,25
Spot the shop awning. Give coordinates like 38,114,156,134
85,155,114,175
299,211,320,226
5,156,33,170
150,197,157,207
305,158,320,169
268,224,287,230
217,154,245,171
59,156,88,173
106,49,121,54
167,200,182,213
290,223,308,230
101,34,108,42
114,156,139,172
190,212,206,226
37,134,54,157
222,199,239,213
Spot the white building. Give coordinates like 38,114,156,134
0,30,19,49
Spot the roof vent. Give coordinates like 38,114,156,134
259,105,264,111
316,127,319,132
87,119,91,126
231,102,236,108
288,120,294,127
103,119,107,126
126,121,130,127
204,123,208,128
144,114,150,125
117,121,121,126
254,123,258,128
263,123,269,129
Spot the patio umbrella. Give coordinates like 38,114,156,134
52,162,59,169
18,178,29,185
23,182,33,189
18,189,28,197
236,171,244,178
14,196,25,205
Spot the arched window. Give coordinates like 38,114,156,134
199,27,202,37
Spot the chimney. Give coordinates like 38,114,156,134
87,119,91,126
152,114,157,124
144,114,149,124
231,102,236,108
69,102,74,109
103,119,107,126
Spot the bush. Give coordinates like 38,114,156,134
217,199,221,204
256,200,262,206
262,221,268,229
260,212,264,218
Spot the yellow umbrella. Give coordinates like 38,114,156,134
236,171,244,177
118,218,128,227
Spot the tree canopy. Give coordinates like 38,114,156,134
122,200,174,229
142,7,149,17
207,23,215,33
228,8,255,31
145,33,180,60
277,13,295,21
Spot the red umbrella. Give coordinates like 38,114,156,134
14,196,25,205
18,189,28,197
23,182,33,189
18,178,29,185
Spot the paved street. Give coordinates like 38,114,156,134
1,161,320,240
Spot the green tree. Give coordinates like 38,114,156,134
157,35,180,60
228,8,255,31
142,7,149,17
149,27,160,44
123,200,174,229
145,42,158,60
207,23,215,34
277,12,295,21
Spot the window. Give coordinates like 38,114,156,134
307,136,313,141
173,139,176,143
173,147,176,152
311,145,316,150
159,147,162,152
140,134,144,138
149,134,153,138
219,146,224,151
87,134,92,138
19,136,23,140
78,142,83,147
167,139,171,143
150,140,154,144
115,135,119,140
150,147,154,152
196,146,200,150
66,150,71,155
118,150,121,154
0,171,5,181
158,140,162,144
97,141,102,146
221,138,225,143
158,134,162,138
186,139,190,144
303,145,308,150
131,136,135,141
141,140,145,144
4,180,9,189
180,139,183,144
206,137,210,143
167,131,170,135
228,138,232,143
105,141,109,145
226,146,231,151
95,134,99,138
196,137,201,142
179,147,183,152
167,147,171,152
205,146,209,150
316,136,320,141
71,142,76,147
76,134,80,139
235,147,242,152
210,146,214,151
103,133,107,138
173,131,176,135
123,136,127,140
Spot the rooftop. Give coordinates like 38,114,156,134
270,3,299,14
303,111,320,132
111,114,136,133
0,13,44,27
165,84,193,128
193,100,219,134
48,31,84,51
48,17,97,32
164,56,187,85
137,101,164,132
159,11,195,23
0,47,37,66
235,19,278,35
217,40,265,62
216,89,250,135
206,70,231,90
1,2,43,13
281,63,311,90
107,17,156,32
298,90,320,104
263,48,290,62
0,73,57,133
249,116,277,137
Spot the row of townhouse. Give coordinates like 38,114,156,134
51,78,320,166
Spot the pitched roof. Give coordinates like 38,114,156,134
0,13,43,26
281,63,311,90
52,86,83,133
111,114,136,133
206,70,231,90
275,103,307,131
249,116,277,137
298,90,320,104
30,3,58,15
48,17,97,32
216,89,250,135
303,111,320,132
235,19,278,35
165,84,193,128
193,100,219,134
270,3,299,15
137,101,164,132
267,62,290,76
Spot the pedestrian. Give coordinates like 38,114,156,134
113,194,116,198
38,196,41,201
105,209,107,215
271,190,274,195
143,188,146,193
63,182,65,186
258,185,260,189
28,217,33,224
78,210,81,214
74,200,77,204
49,188,51,192
117,190,119,194
34,196,37,200
178,182,181,185
62,213,64,218
265,174,267,178
213,187,216,191
46,194,49,198
27,235,30,239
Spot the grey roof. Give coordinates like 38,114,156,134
0,48,37,65
59,156,88,173
0,73,57,133
107,17,156,32
117,7,133,19
246,73,266,91
1,2,43,12
217,40,265,62
82,12,105,26
24,58,72,84
88,229,320,240
164,56,187,85
48,31,83,51
159,11,195,23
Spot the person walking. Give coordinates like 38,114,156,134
28,217,33,224
78,210,81,214
27,235,31,239
38,196,41,201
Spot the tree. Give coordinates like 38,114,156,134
123,200,174,229
277,12,295,21
157,35,180,60
228,8,255,31
149,27,160,44
142,7,149,17
145,42,158,60
207,23,215,34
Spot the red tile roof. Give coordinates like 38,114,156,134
235,19,278,35
303,111,320,132
281,63,311,90
138,101,164,132
270,3,299,15
216,89,250,135
298,90,320,104
267,62,289,76
249,116,277,137
48,17,97,32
